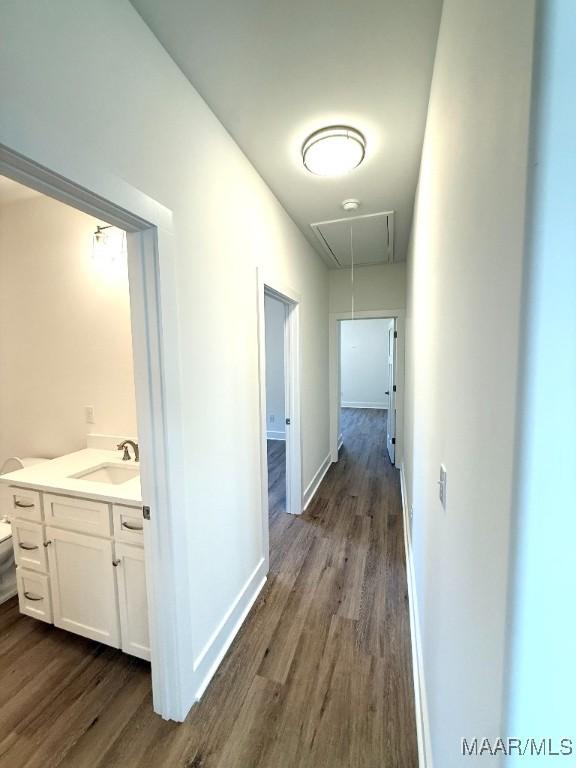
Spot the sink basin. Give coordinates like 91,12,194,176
71,463,139,485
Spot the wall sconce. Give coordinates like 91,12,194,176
92,225,127,265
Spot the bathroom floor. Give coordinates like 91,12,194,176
0,409,416,768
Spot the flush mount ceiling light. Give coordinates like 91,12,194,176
302,126,366,176
342,198,361,211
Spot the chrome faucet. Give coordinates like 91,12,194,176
117,439,139,463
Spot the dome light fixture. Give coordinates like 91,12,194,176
302,125,366,177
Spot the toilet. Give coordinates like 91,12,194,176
0,456,49,605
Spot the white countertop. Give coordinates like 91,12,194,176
0,449,141,506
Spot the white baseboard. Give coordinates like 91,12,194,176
266,430,286,441
400,464,433,768
192,557,267,701
341,401,389,409
303,452,332,510
338,433,343,451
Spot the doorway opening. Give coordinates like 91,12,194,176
339,317,397,464
0,145,183,720
264,293,288,518
258,276,302,529
330,310,403,467
0,172,151,652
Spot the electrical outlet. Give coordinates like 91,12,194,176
439,464,447,509
85,405,95,424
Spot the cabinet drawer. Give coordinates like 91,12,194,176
17,569,52,623
12,520,48,573
9,487,43,522
44,493,112,537
113,505,144,545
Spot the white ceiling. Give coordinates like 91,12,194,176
130,0,442,267
0,176,41,206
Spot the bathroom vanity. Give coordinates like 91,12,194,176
0,449,149,661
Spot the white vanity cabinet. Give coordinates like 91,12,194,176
9,486,149,661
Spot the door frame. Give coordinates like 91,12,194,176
257,269,303,524
0,143,187,720
329,308,405,465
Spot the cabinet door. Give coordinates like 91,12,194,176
115,543,150,661
46,526,120,647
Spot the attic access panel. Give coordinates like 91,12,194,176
310,211,394,269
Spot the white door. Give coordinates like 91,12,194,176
46,526,120,647
386,324,396,464
115,542,150,661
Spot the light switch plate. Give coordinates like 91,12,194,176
439,464,447,509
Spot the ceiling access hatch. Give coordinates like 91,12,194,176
310,211,394,269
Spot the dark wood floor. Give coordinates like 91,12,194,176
267,438,286,517
0,408,416,768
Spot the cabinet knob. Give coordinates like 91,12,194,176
112,559,121,567
43,540,52,548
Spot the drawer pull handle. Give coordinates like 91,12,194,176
23,591,43,601
43,540,52,548
121,521,143,532
112,559,121,567
15,500,35,509
19,543,39,551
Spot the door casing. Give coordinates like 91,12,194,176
257,268,303,528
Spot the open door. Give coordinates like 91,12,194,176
386,322,396,464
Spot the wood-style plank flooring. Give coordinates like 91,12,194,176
267,438,286,517
0,408,417,767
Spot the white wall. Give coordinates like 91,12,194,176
505,1,576,757
0,0,329,718
264,294,285,439
403,0,535,764
340,318,393,408
329,262,406,313
0,193,137,468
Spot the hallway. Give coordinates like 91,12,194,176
0,408,416,767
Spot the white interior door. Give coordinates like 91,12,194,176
386,323,396,464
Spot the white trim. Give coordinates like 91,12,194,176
330,308,405,467
266,430,286,441
193,557,267,700
341,401,389,410
257,269,303,516
303,453,332,510
0,143,188,721
338,433,344,451
400,464,433,768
